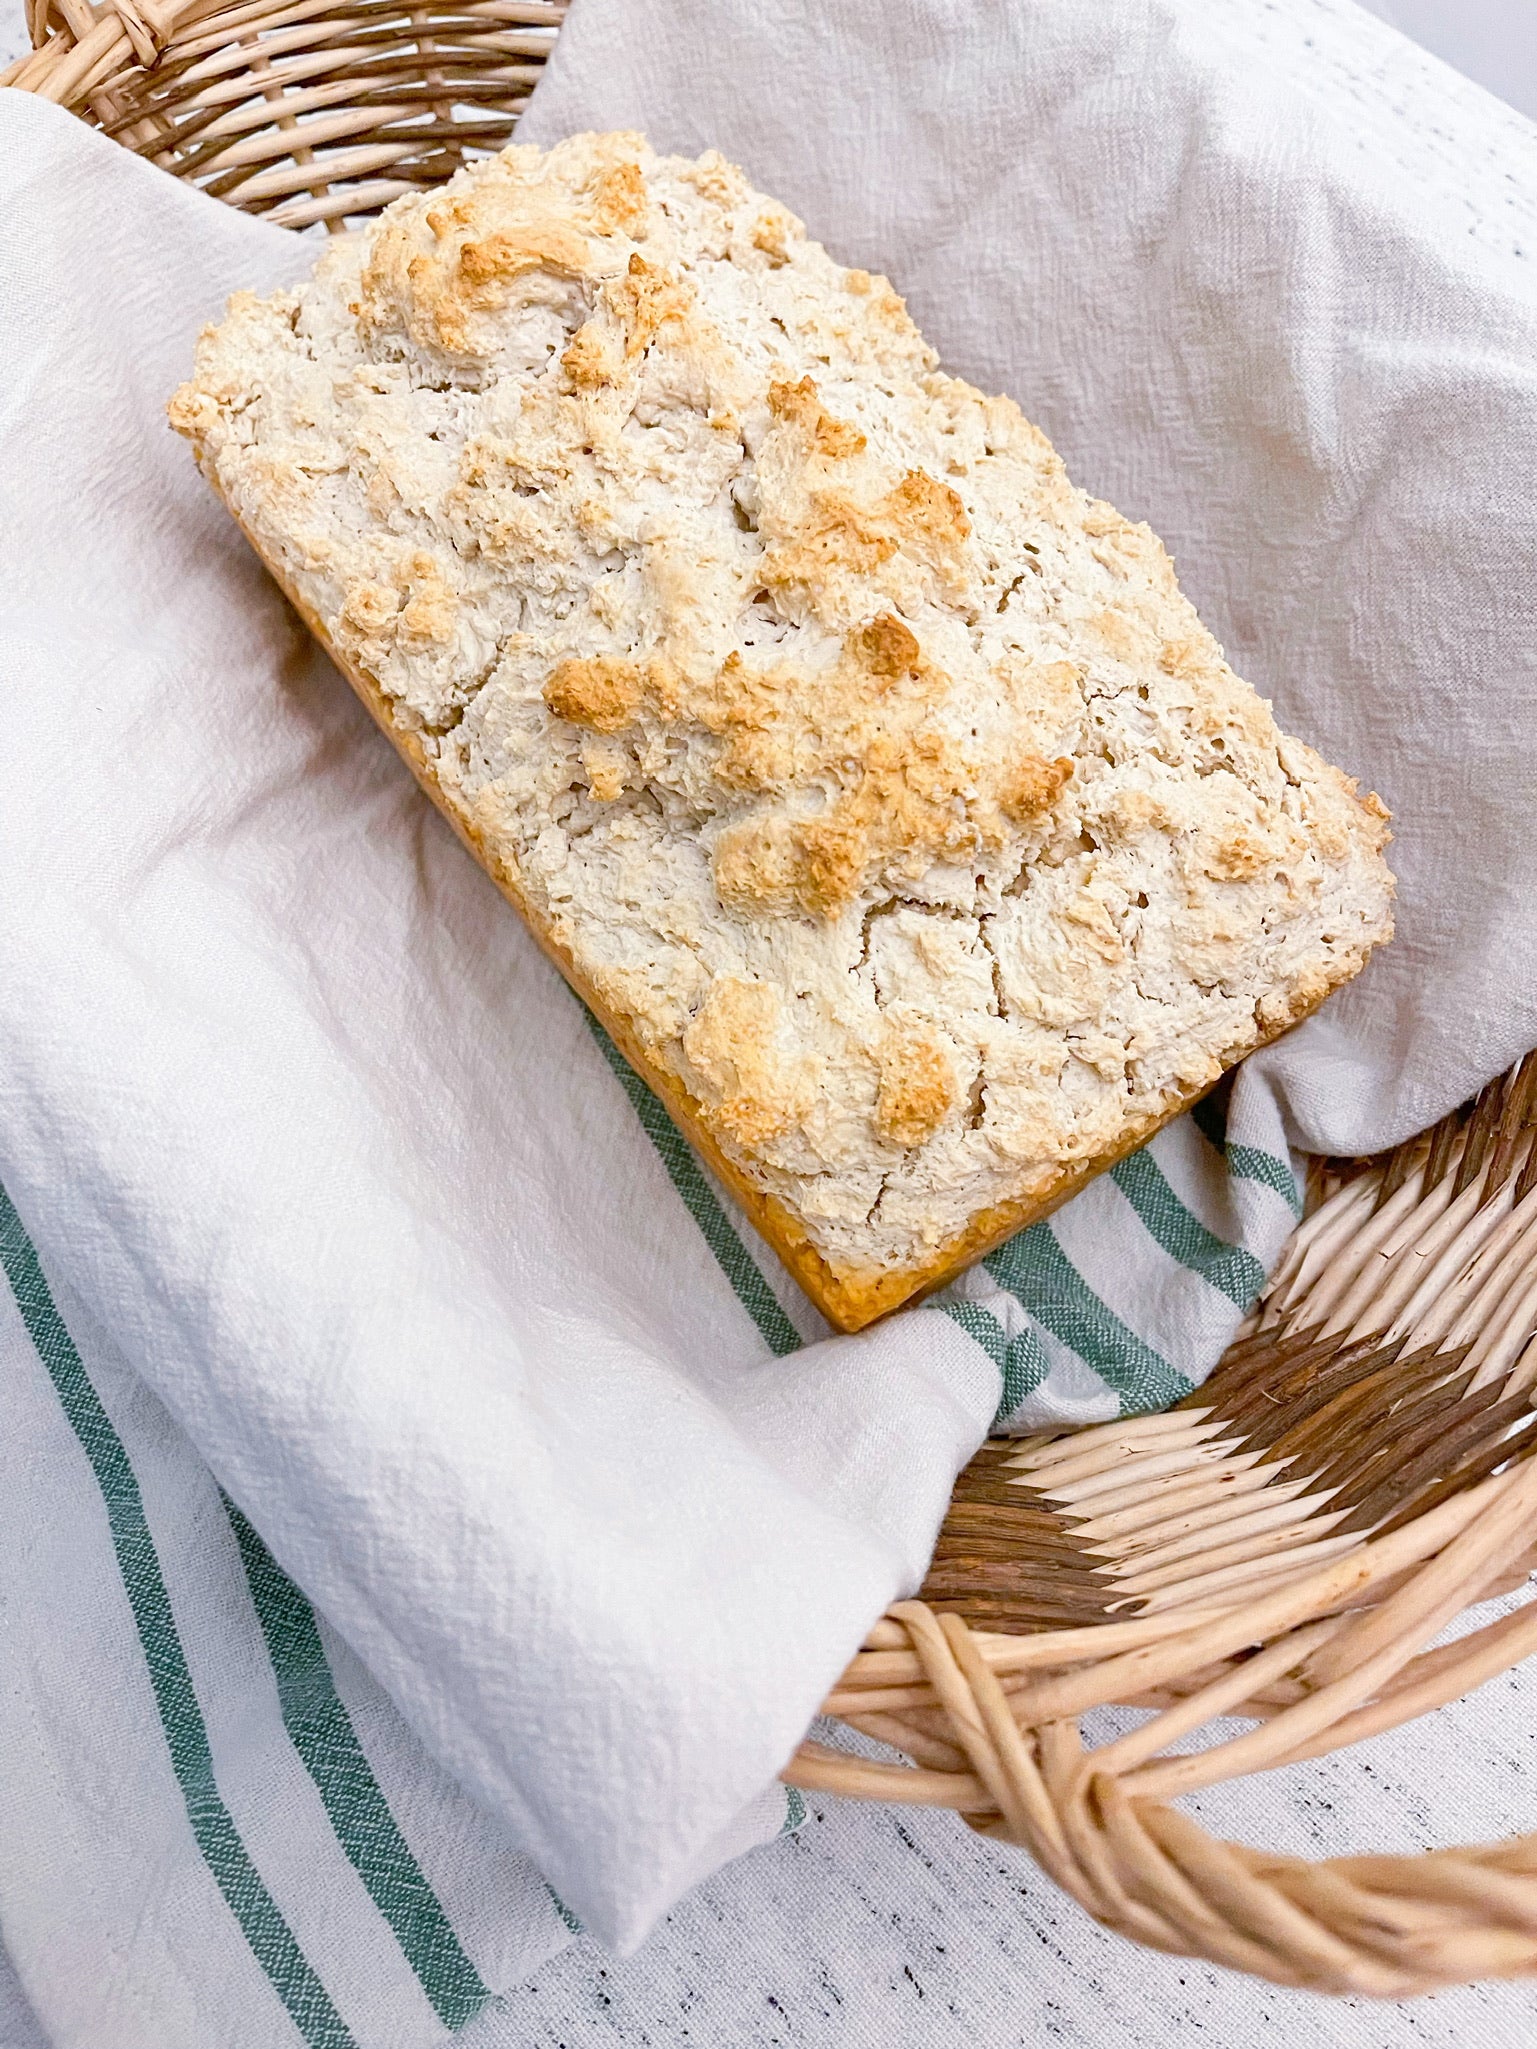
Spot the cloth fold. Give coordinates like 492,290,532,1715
3,0,1536,2040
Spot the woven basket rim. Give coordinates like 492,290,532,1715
4,0,569,230
11,0,1537,1994
797,1066,1537,1994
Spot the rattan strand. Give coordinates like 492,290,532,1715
8,3,1537,1993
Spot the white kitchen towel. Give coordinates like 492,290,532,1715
0,83,1286,2026
3,0,1537,2039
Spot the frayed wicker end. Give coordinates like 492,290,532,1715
803,1057,1537,1994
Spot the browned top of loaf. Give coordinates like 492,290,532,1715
169,131,1394,1283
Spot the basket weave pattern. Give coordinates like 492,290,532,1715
794,1064,1537,1993
12,3,1537,1996
5,0,567,228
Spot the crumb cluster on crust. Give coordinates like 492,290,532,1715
170,132,1394,1281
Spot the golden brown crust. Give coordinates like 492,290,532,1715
210,478,1323,1333
874,1024,956,1150
170,136,1392,1327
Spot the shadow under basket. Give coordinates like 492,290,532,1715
11,0,1537,1996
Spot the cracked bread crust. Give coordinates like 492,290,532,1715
170,131,1395,1331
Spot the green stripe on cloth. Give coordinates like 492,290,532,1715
1192,1084,1303,1218
984,1223,1193,1414
546,1890,583,1936
223,1499,492,2031
1225,1141,1305,1218
1110,1150,1268,1307
586,1015,802,1357
939,1299,1050,1423
0,1181,357,2049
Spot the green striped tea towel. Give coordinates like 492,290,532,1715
0,1182,582,2048
0,1051,1290,2047
944,1076,1303,1431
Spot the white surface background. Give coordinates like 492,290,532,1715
1360,0,1537,118
4,2,1537,2044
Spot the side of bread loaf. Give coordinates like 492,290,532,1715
170,132,1394,1331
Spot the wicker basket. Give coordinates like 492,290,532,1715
14,0,1537,1997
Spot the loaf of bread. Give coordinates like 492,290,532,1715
170,132,1394,1331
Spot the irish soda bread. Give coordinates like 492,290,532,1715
170,132,1394,1331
